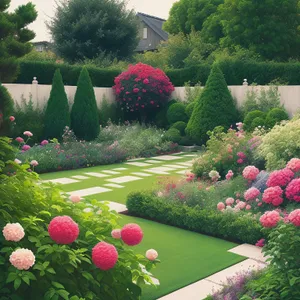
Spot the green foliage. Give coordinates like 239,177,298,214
265,108,289,128
0,1,37,82
126,191,262,244
71,68,99,141
12,97,44,144
178,136,195,146
164,128,182,143
44,69,70,140
171,121,187,135
184,82,203,103
0,83,14,135
167,103,188,124
98,96,117,127
243,110,266,131
185,102,195,118
250,117,265,131
48,0,139,62
19,50,58,63
186,64,238,144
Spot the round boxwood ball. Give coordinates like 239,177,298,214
265,107,289,128
251,117,265,131
171,121,187,135
244,110,266,131
164,128,182,143
167,103,188,124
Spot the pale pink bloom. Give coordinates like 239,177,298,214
286,158,300,173
23,131,33,137
9,248,35,270
69,195,81,203
237,201,246,209
30,160,38,167
225,197,235,206
258,202,262,207
3,223,25,242
111,229,122,239
226,170,234,180
15,137,24,143
237,158,244,164
243,166,260,181
41,140,49,146
260,211,281,228
14,159,22,164
244,187,260,201
146,249,158,261
217,202,225,211
246,205,251,210
22,145,31,151
9,116,15,122
157,191,164,197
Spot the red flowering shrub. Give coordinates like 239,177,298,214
113,63,174,113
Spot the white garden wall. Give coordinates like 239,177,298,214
4,81,300,117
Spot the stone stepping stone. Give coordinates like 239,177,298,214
126,162,152,167
144,160,162,164
44,178,79,185
177,162,193,167
151,155,181,161
72,175,90,180
102,170,120,175
162,164,186,169
113,168,127,171
84,172,110,178
176,170,190,175
67,187,112,197
145,167,175,175
107,176,142,184
103,201,127,213
183,154,198,157
104,183,125,189
172,152,184,155
228,244,268,263
127,158,145,161
132,172,152,177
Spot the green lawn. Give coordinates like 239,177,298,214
119,215,245,300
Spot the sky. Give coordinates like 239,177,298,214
9,0,177,42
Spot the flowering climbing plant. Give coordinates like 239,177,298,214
113,63,174,113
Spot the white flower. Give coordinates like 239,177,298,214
83,208,93,213
14,159,22,164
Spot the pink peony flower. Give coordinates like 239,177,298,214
286,158,300,173
260,211,281,228
133,88,139,93
48,216,79,244
146,249,158,261
244,187,260,201
30,160,38,167
288,209,300,226
92,242,118,270
262,186,283,206
286,178,300,202
246,205,251,210
237,158,244,164
217,202,225,211
22,145,31,151
267,169,294,187
111,229,121,239
69,195,81,203
243,166,260,181
121,223,143,246
9,116,15,122
255,239,265,247
41,140,49,146
23,131,33,137
3,223,25,242
15,137,24,143
9,248,35,270
236,201,246,209
225,197,235,206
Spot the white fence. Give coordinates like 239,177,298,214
4,79,300,117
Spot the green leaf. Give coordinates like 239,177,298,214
14,278,22,290
52,281,64,289
57,289,70,300
0,247,12,253
85,231,94,238
22,276,30,285
26,272,36,280
28,236,38,243
6,273,17,283
47,268,56,274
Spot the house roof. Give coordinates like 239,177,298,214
137,12,168,41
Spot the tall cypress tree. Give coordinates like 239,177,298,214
186,64,238,144
0,83,14,136
44,69,70,139
71,67,99,141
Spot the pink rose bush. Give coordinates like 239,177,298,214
9,248,35,270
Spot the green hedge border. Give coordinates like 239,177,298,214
126,191,263,245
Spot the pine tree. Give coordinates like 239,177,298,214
186,64,238,144
71,68,99,141
0,83,14,136
44,69,70,139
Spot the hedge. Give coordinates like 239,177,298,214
126,191,263,245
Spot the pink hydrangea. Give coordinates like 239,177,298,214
286,178,300,202
266,169,294,187
92,242,118,270
22,145,31,151
9,249,35,270
111,229,121,239
226,170,234,180
41,140,49,146
260,211,281,228
225,197,235,206
15,137,24,143
286,158,300,173
262,186,283,206
69,195,81,203
146,249,158,261
244,187,260,201
288,209,300,226
236,201,246,209
242,166,260,181
23,131,33,137
217,202,225,211
121,223,143,246
2,223,25,242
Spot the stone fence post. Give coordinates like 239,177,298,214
31,77,38,106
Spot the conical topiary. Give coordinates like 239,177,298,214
71,67,99,141
0,83,14,136
186,64,238,144
44,69,70,139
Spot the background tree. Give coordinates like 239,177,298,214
48,0,139,62
44,69,70,140
0,83,14,136
0,0,37,82
71,67,99,141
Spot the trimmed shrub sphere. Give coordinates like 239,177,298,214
171,121,187,135
244,110,265,131
165,128,182,143
167,103,188,124
265,107,289,128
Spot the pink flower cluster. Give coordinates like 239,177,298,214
225,197,235,206
244,187,260,201
266,168,294,187
92,242,118,270
121,223,143,246
186,172,196,182
255,238,265,247
286,178,300,202
262,186,283,206
260,211,281,228
2,223,25,242
9,248,35,270
288,209,300,226
242,166,260,181
226,170,234,180
237,152,247,160
286,158,300,173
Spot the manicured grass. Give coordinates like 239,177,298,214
119,215,246,300
40,154,194,204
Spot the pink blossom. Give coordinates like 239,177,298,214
243,166,260,181
217,202,225,211
15,137,24,143
246,205,251,210
237,201,246,209
236,122,243,130
286,158,300,173
146,249,158,261
226,170,234,180
225,197,235,206
237,152,247,159
227,146,233,153
262,186,283,206
14,159,22,164
266,169,294,187
143,78,149,84
111,229,122,239
244,187,260,201
255,239,265,247
133,88,139,93
288,209,300,226
30,160,38,167
286,178,300,202
41,140,49,146
9,116,15,122
9,249,35,270
23,131,33,137
69,195,81,203
258,202,262,207
237,158,244,164
2,223,25,242
22,145,31,151
260,211,281,228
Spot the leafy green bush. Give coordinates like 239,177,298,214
126,191,262,244
171,121,187,135
178,136,195,146
0,83,14,135
98,96,118,127
265,107,289,128
167,103,188,124
184,82,203,103
154,100,177,128
243,110,266,131
250,117,265,131
44,69,70,140
186,64,239,145
185,102,195,118
164,128,182,143
71,67,100,141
